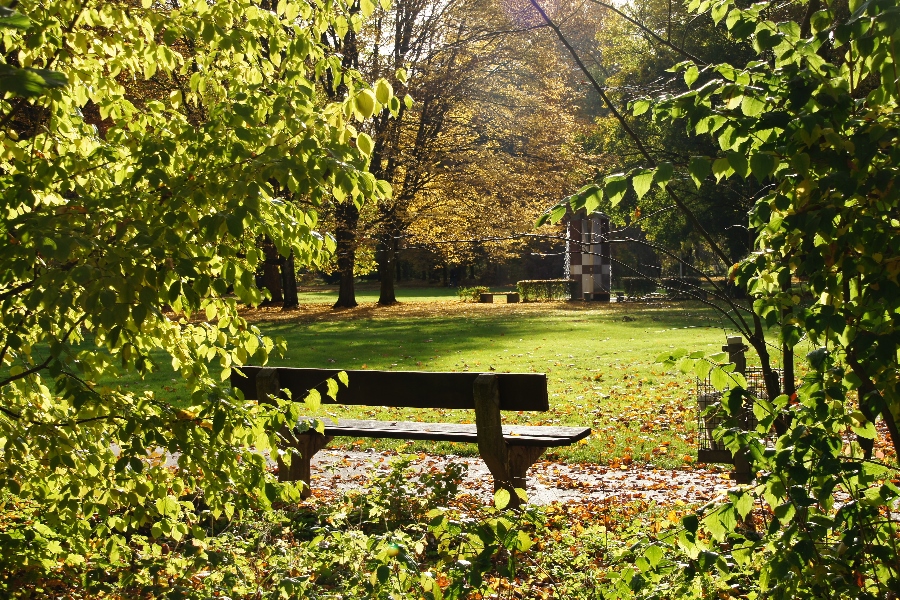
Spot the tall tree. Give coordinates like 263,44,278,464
350,0,591,301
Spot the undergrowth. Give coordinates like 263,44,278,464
1,456,694,599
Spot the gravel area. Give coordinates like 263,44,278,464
308,449,735,506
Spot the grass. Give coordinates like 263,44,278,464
124,287,778,468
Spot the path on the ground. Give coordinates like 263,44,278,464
308,450,735,506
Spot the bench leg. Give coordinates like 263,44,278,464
507,446,546,491
480,445,544,509
280,430,333,498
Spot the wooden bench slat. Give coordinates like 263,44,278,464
301,418,590,448
233,367,550,411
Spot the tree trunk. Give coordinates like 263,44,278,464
282,252,298,309
262,238,283,304
333,201,359,308
377,233,398,305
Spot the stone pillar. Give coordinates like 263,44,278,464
567,218,583,297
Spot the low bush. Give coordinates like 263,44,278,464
457,286,490,302
516,279,574,302
621,277,658,296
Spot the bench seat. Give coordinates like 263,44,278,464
311,418,590,447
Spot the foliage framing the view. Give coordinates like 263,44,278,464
536,0,900,596
0,0,395,586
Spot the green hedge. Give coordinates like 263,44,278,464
621,277,658,296
515,279,574,302
457,286,490,302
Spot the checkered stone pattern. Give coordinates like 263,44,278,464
566,212,611,300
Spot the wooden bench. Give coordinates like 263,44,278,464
231,367,590,506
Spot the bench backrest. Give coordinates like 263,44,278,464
231,367,549,411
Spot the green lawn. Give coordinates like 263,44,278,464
132,289,777,468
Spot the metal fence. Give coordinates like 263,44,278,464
697,367,781,463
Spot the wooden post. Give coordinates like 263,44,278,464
723,337,752,484
473,374,511,492
255,367,332,496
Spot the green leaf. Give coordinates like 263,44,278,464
548,203,567,224
688,156,711,188
0,7,31,29
740,94,766,116
684,65,700,87
516,530,532,551
852,420,876,439
749,152,776,180
632,100,651,116
711,0,730,24
375,79,393,104
712,157,732,181
632,170,654,200
376,565,391,583
355,89,377,118
326,378,339,400
654,162,674,186
0,65,68,98
305,389,322,412
338,371,349,387
704,504,737,542
493,488,511,509
710,366,731,391
726,151,750,177
731,491,754,519
356,132,374,156
682,514,699,533
156,496,179,518
645,544,663,568
694,360,713,380
583,186,603,214
604,175,629,206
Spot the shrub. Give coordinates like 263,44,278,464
621,277,658,296
457,286,490,302
516,279,574,302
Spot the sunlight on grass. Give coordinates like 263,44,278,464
131,290,771,468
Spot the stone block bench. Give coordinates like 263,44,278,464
231,367,590,506
479,292,520,303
